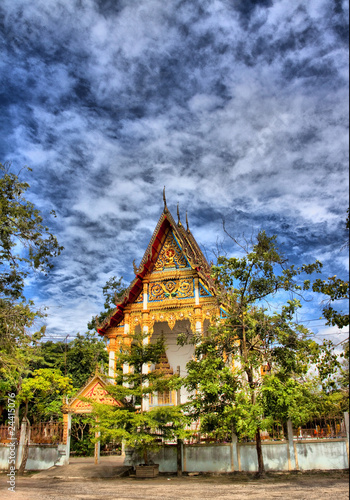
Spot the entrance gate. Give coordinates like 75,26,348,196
63,374,121,464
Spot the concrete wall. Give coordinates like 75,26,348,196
238,442,290,472
126,438,349,473
184,444,233,473
0,444,62,471
296,440,348,471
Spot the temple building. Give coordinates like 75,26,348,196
97,196,224,409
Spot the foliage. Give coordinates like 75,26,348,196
18,368,73,421
311,209,349,328
0,162,63,301
66,332,108,388
30,340,66,373
70,414,95,457
312,276,349,328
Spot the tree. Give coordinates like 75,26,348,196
184,231,339,476
312,209,349,328
66,332,109,388
17,368,73,473
0,161,63,436
19,368,73,422
0,162,63,301
93,331,186,466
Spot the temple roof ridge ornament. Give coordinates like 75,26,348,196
177,203,182,227
163,186,168,213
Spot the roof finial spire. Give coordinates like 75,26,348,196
177,203,182,227
163,186,168,213
186,211,189,231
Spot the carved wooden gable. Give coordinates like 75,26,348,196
68,375,121,414
153,230,189,272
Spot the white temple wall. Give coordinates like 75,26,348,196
150,320,194,404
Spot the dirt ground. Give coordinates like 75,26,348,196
0,470,349,500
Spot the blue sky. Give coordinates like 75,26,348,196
0,0,348,346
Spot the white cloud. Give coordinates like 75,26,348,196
0,0,348,336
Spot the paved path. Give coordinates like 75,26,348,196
33,456,131,479
0,469,349,500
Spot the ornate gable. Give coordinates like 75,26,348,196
152,230,189,272
66,375,121,414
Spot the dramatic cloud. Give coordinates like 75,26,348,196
0,0,348,339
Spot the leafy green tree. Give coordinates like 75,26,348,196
0,161,63,430
19,368,73,422
30,340,66,373
66,332,108,388
93,331,187,466
0,162,63,301
17,368,73,473
184,231,338,476
312,209,349,328
70,414,96,457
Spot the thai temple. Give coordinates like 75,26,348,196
96,193,224,409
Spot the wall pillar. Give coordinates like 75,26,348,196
63,413,71,465
94,416,100,465
231,434,239,471
15,420,27,469
344,411,349,466
287,419,298,470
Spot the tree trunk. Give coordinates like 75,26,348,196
177,439,182,477
255,428,265,477
143,447,148,465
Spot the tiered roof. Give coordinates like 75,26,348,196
97,198,217,336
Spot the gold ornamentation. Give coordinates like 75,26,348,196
135,291,143,303
149,278,194,301
72,382,120,412
154,231,187,271
148,308,197,332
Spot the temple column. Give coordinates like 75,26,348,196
108,336,116,378
124,312,130,335
194,278,203,334
143,283,148,311
194,306,203,334
194,277,200,306
142,311,150,412
122,313,130,377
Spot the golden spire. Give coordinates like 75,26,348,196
163,186,168,213
132,259,138,274
177,203,182,226
186,211,189,232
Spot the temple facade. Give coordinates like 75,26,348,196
97,199,224,409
